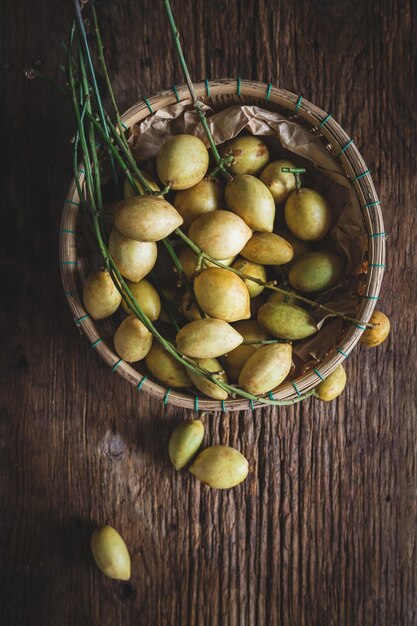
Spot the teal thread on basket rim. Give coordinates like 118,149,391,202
363,294,380,300
121,121,128,131
164,388,171,405
338,139,354,156
112,359,123,372
364,200,381,209
75,314,89,324
237,76,241,95
64,199,80,207
172,84,180,102
295,95,303,111
368,263,385,267
91,338,103,348
319,113,332,127
250,399,255,410
205,78,210,97
313,368,325,381
268,391,274,400
62,261,78,265
144,97,154,114
137,375,148,391
337,348,349,358
195,395,199,411
292,380,301,397
266,82,272,101
60,229,76,234
354,169,371,182
352,323,367,330
64,290,77,296
77,168,85,174
369,232,387,239
221,400,226,412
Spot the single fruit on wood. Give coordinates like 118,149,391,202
260,159,298,203
156,134,209,190
315,365,347,401
177,246,235,281
114,315,153,362
223,320,270,383
145,341,191,388
225,174,275,232
123,173,160,199
231,258,267,298
168,420,205,470
239,343,292,394
285,188,331,241
176,319,243,358
188,210,252,259
194,268,250,322
188,357,228,400
258,302,318,340
108,229,157,282
83,269,122,320
241,232,293,265
91,526,131,581
174,179,223,229
220,136,270,176
289,251,345,293
114,195,183,242
189,445,249,489
360,310,390,347
120,278,161,320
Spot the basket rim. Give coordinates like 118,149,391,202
59,78,386,412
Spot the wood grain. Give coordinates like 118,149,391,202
0,0,416,624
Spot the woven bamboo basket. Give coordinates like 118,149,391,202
60,78,385,412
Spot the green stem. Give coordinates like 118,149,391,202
161,239,206,319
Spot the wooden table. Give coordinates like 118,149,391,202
1,1,415,624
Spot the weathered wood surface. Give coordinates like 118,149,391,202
0,0,415,624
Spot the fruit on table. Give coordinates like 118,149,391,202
91,526,131,581
239,342,292,394
260,159,298,203
187,357,228,400
225,174,275,232
231,258,267,298
188,210,252,259
114,315,153,362
176,319,243,358
108,228,157,282
360,310,390,347
120,278,161,320
241,232,293,265
289,251,345,293
194,267,250,322
315,364,347,401
145,341,191,388
156,134,209,190
189,445,249,489
177,246,235,281
83,269,122,320
173,179,223,230
284,188,331,241
114,195,183,242
223,320,270,383
123,172,160,199
220,136,270,176
168,420,205,470
258,302,318,340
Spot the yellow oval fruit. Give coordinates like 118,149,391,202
188,210,252,259
223,320,270,383
177,246,235,281
315,365,347,401
123,173,160,199
285,188,331,241
145,341,191,388
289,251,345,293
121,278,161,320
91,526,131,581
114,195,183,242
258,302,318,340
156,134,209,190
113,315,153,362
108,229,157,282
189,445,249,489
188,357,228,400
180,292,205,321
275,228,312,262
220,135,269,176
241,232,294,265
239,343,292,394
173,179,223,229
231,258,266,298
225,174,275,232
168,420,205,470
194,268,250,322
260,159,298,203
360,311,390,347
83,269,122,320
176,319,243,358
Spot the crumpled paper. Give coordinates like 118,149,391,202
129,100,367,364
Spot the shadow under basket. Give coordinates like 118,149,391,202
59,79,385,412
